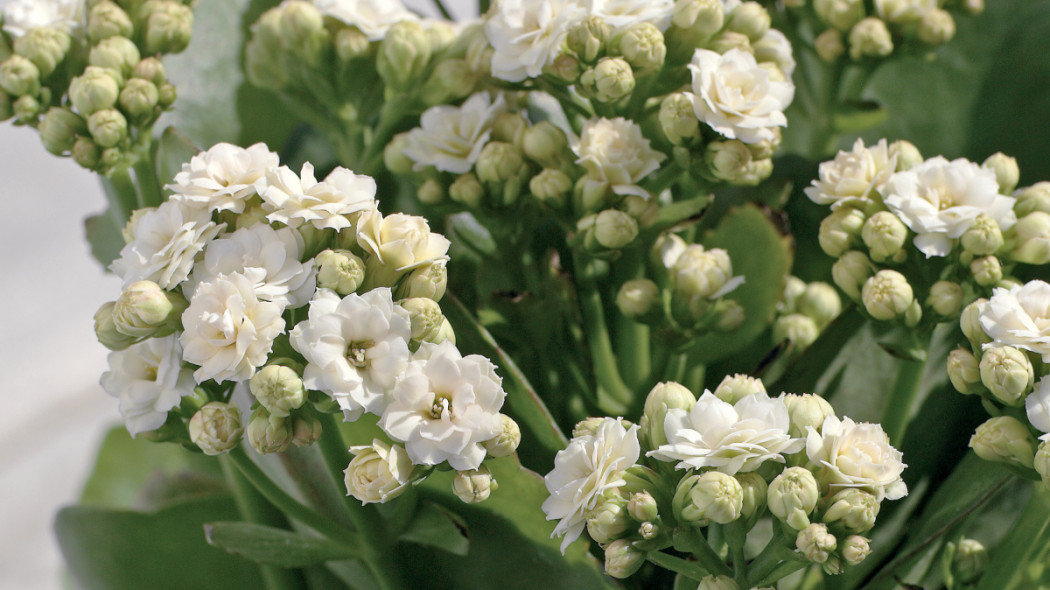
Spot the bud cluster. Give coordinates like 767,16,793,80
772,276,842,352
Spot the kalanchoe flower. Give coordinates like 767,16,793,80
402,92,507,174
806,416,907,501
648,391,804,474
356,208,452,287
344,439,415,503
2,0,84,37
979,280,1050,362
313,0,418,41
100,335,196,436
262,163,376,230
1025,376,1050,440
805,139,897,209
484,0,588,83
587,0,674,31
167,142,279,214
572,117,666,199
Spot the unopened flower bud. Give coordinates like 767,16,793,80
1009,212,1050,265
530,168,572,206
156,83,176,107
979,346,1034,406
706,140,753,183
861,211,908,261
1036,439,1050,487
401,297,445,343
383,133,414,176
94,301,139,350
246,408,294,454
87,108,128,148
612,23,666,74
579,57,634,103
697,575,740,590
14,27,71,78
814,0,864,30
621,194,659,227
0,55,40,97
947,348,983,395
315,249,365,295
796,523,837,564
522,121,567,168
476,141,523,184
132,57,167,85
626,490,659,522
117,78,158,120
659,93,699,144
708,31,752,55
736,471,768,519
483,414,521,458
849,18,893,60
69,66,120,116
1014,182,1050,217
546,53,581,83
396,261,448,301
782,393,836,439
672,244,736,300
969,415,1037,468
377,20,431,90
113,280,185,339
823,488,879,534
335,26,370,62
798,282,842,328
841,535,871,565
189,401,244,456
416,178,445,206
727,2,771,42
962,0,984,13
713,374,766,405
448,173,482,208
39,107,86,155
291,413,322,447
926,280,963,317
674,471,744,525
768,466,819,530
982,152,1020,194
815,29,845,63
344,440,413,504
88,1,133,44
250,365,306,417
951,539,988,585
73,136,101,169
90,36,141,78
862,270,913,321
453,465,497,503
672,0,724,37
917,8,955,45
641,381,696,449
567,16,608,64
970,255,1003,286
12,94,39,124
604,539,645,579
594,209,638,249
960,299,991,349
616,278,661,322
961,214,1005,256
142,0,195,54
820,208,866,257
586,492,630,543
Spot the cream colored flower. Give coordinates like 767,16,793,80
262,163,376,230
874,0,935,23
313,0,418,41
403,92,506,174
356,208,452,276
805,139,896,209
980,280,1050,362
1025,376,1050,439
586,0,674,31
100,336,196,436
344,439,415,503
485,0,587,82
572,117,666,197
806,415,907,501
2,0,83,37
167,142,279,214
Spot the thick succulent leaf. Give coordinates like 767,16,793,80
204,521,358,567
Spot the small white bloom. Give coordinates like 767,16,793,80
687,48,794,144
585,0,675,31
312,0,418,40
485,0,587,82
754,29,796,78
262,163,376,231
648,391,804,474
1025,376,1050,439
187,223,316,308
882,156,1016,257
356,208,452,273
100,336,196,436
805,139,896,209
980,280,1050,362
110,200,224,290
572,117,666,198
2,0,83,37
874,0,935,23
806,415,908,501
379,341,507,470
403,92,507,174
167,142,279,214
542,418,640,553
180,272,286,383
290,288,413,420
344,439,415,503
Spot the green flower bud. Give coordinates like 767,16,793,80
951,539,988,585
611,23,665,74
250,365,306,417
530,168,572,206
246,407,294,454
132,57,167,85
315,249,366,295
727,2,771,42
714,299,746,332
849,18,894,60
448,173,483,208
961,299,992,349
672,0,724,35
112,280,185,339
616,278,661,322
14,27,71,78
887,140,922,171
453,465,497,503
1035,439,1050,488
925,281,963,318
861,270,914,321
708,31,752,55
344,440,414,503
38,107,87,156
383,133,414,176
798,282,842,328
483,414,521,458
94,301,139,351
621,194,659,228
736,472,768,519
796,523,837,564
697,575,740,590
814,0,864,30
396,261,448,301
960,214,1005,256
141,0,195,55
604,539,646,579
768,466,819,530
189,401,244,455
1014,182,1050,217
982,152,1020,194
244,10,288,91
659,93,699,145
72,137,101,169
567,16,608,64
416,178,445,206
587,494,631,543
841,535,871,566
1008,212,1050,265
672,244,735,300
706,140,753,183
476,141,524,184
522,121,567,168
377,20,431,90
970,255,1003,287
282,1,329,66
579,57,634,103
628,490,660,522
156,83,176,107
674,471,744,525
640,381,696,449
87,108,128,148
917,8,955,45
861,211,908,261
119,77,160,120
0,55,40,97
594,209,639,249
979,346,1034,406
780,276,807,314
969,415,1037,469
815,29,845,63
819,207,866,258
89,36,141,78
421,59,478,107
70,66,121,116
822,488,879,534
88,2,133,44
782,393,836,439
291,413,323,447
12,94,38,124
545,53,581,83
335,26,371,62
400,297,445,343
947,348,984,395
713,374,766,405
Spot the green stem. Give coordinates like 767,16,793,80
751,560,809,588
131,151,163,208
663,352,688,384
573,253,633,414
612,248,649,392
431,0,453,19
672,526,733,577
103,166,140,222
647,551,713,583
745,524,792,586
882,358,925,447
724,521,748,587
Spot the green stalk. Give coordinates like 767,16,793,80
672,526,733,577
882,358,925,447
431,0,453,19
724,521,748,587
612,248,650,391
750,560,809,588
132,151,163,208
573,253,633,414
647,551,714,583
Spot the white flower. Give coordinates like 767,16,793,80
980,280,1050,362
874,0,935,23
290,288,413,420
167,143,279,214
344,439,415,503
356,208,452,273
262,163,376,231
312,0,418,40
806,415,908,501
572,117,666,197
543,418,639,553
180,272,286,383
378,341,506,470
1026,377,1050,440
485,0,587,82
100,336,195,436
403,92,506,174
2,0,83,37
110,200,224,290
585,0,674,31
805,139,896,209
754,29,796,78
186,223,316,308
648,391,804,474
882,156,1016,257
687,48,794,144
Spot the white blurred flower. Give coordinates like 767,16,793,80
687,48,794,144
806,415,907,501
543,418,640,553
167,143,279,214
874,0,935,23
313,0,418,40
379,341,506,470
290,288,413,420
262,163,376,230
356,208,452,273
648,391,804,474
1025,377,1050,440
980,280,1050,362
344,439,415,503
403,92,506,174
180,272,286,383
805,139,896,209
586,0,674,31
572,117,666,198
2,0,83,37
100,336,195,436
110,200,224,290
753,29,796,78
883,156,1016,257
485,0,587,82
187,224,316,308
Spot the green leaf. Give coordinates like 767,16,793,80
155,127,202,189
446,212,499,259
55,496,265,590
84,208,126,270
975,488,1050,590
204,521,357,567
397,501,470,557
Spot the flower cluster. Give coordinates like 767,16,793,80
96,141,519,505
542,378,906,583
772,276,843,353
807,140,1045,327
0,0,190,172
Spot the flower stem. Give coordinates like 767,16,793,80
672,526,733,577
724,521,748,587
131,148,163,208
882,358,925,447
573,253,633,414
647,551,714,583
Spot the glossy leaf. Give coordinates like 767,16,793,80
155,127,202,191
204,521,357,567
973,488,1050,590
397,501,470,557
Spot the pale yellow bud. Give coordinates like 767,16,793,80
291,413,322,447
841,535,871,565
768,466,819,530
189,402,244,456
616,278,660,321
861,211,908,261
15,27,71,78
736,471,767,519
659,93,699,145
782,393,836,439
0,55,40,97
315,249,365,295
947,348,983,395
849,18,894,60
449,173,483,208
87,2,133,44
1014,182,1050,217
640,381,696,449
587,493,631,543
969,415,1037,468
530,168,572,206
377,20,431,90
483,414,521,458
522,121,567,168
815,29,845,63
1008,212,1050,265
594,209,639,249
983,152,1020,194
604,539,645,579
612,23,666,74
951,539,988,585
833,251,875,300
674,471,743,524
798,282,842,328
862,270,914,320
246,408,294,454
917,8,955,45
714,374,766,405
979,346,1034,406
39,107,86,156
94,301,138,351
814,0,865,31
579,57,635,103
697,575,740,590
567,16,609,64
727,2,771,42
383,133,415,176
1037,439,1050,488
796,523,837,564
822,488,879,534
961,214,1005,256
112,280,183,339
706,140,753,183
250,365,306,417
708,31,752,55
396,261,448,301
820,208,867,258
452,466,497,503
926,280,964,317
970,255,1003,287
889,140,923,171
